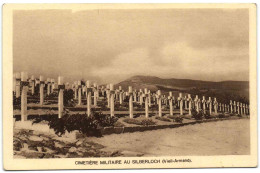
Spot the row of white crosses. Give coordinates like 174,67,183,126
14,72,104,121
103,86,152,118
14,72,64,121
163,93,250,117
101,87,250,118
104,84,153,118
14,73,57,104
109,86,153,107
114,86,128,105
230,100,249,115
14,72,250,121
72,80,101,117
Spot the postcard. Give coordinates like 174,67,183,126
2,3,257,170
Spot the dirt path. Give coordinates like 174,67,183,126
89,119,250,156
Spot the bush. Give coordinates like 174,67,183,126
174,116,183,123
30,112,118,137
191,109,204,120
218,114,225,118
93,113,118,127
204,110,213,119
140,119,156,126
64,89,75,107
155,116,171,122
123,118,156,126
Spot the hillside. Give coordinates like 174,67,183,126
114,75,249,104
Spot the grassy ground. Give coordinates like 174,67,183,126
89,119,250,157
13,129,122,158
13,118,250,158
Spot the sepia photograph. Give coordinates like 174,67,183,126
2,3,257,170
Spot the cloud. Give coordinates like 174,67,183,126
91,39,249,84
157,41,249,80
91,48,153,83
13,9,249,84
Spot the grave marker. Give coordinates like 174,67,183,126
15,72,21,98
143,88,149,118
47,78,51,95
21,72,29,121
118,86,123,104
233,101,237,113
58,76,64,118
178,93,184,115
86,81,92,116
139,89,143,105
208,97,212,115
168,92,174,116
240,103,243,115
237,102,240,115
243,104,246,115
213,98,218,114
106,84,110,108
187,94,192,116
101,86,105,96
184,96,188,109
194,95,199,112
230,100,233,113
39,75,44,105
74,81,78,99
127,86,134,118
110,84,115,117
156,90,162,117
202,96,206,114
93,83,98,106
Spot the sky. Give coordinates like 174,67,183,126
13,8,249,84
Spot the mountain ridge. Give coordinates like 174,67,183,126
114,75,249,103
123,75,249,83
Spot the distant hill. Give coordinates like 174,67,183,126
114,75,249,104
